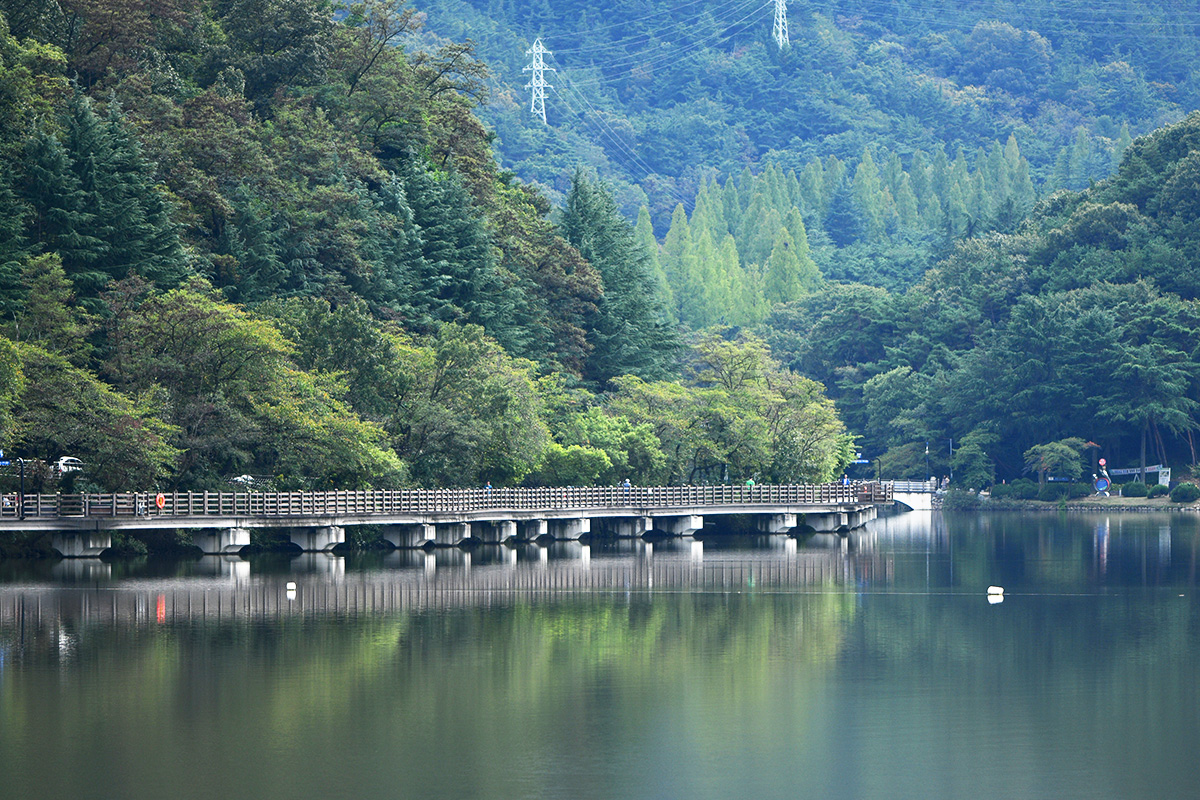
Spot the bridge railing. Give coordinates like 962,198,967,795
885,480,938,493
0,482,892,520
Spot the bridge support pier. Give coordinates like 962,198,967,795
473,520,516,543
435,522,472,546
651,515,703,536
50,531,111,558
593,516,650,538
547,518,590,540
380,523,435,548
844,507,877,528
289,526,344,552
193,527,250,555
755,513,797,534
517,519,548,540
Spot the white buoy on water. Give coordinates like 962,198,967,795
987,585,1004,604
987,585,1004,595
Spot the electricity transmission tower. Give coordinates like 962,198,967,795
772,0,789,48
524,38,554,124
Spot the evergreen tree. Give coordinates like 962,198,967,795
720,177,742,236
390,150,524,351
1112,124,1134,172
764,226,819,305
661,203,693,316
635,205,675,325
18,126,107,298
215,184,288,302
561,169,676,385
93,99,186,286
893,174,920,228
825,179,864,247
0,170,28,318
742,207,782,269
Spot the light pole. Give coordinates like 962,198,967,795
17,457,25,520
925,441,930,484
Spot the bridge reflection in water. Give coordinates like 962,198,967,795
0,521,947,632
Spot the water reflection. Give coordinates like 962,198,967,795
3,511,1200,800
1,512,1195,631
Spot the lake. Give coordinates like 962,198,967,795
2,510,1198,799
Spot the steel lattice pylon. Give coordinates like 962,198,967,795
523,38,555,124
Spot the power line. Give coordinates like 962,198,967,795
541,0,770,63
552,0,771,91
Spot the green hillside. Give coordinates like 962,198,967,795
765,111,1200,483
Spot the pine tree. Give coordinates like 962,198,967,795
825,179,864,247
929,147,951,208
392,150,523,351
822,156,847,208
798,159,825,219
681,229,721,329
1005,136,1037,214
1066,129,1094,189
725,235,765,325
719,234,750,325
689,179,726,241
0,170,28,319
852,148,885,241
763,225,819,305
56,93,186,289
635,205,675,325
893,174,919,228
742,207,782,269
1112,124,1134,172
216,185,287,302
720,177,742,236
18,126,108,298
882,151,905,198
95,99,186,286
661,203,693,314
562,169,676,384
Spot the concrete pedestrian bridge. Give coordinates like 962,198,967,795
0,483,890,557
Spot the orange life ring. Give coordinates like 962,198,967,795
155,493,166,510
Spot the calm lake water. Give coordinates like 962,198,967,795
2,510,1199,800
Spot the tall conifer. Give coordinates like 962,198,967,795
562,169,676,384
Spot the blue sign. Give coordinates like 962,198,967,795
0,460,9,467
1095,477,1111,492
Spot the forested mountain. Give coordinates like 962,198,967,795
412,0,1191,289
415,0,1193,214
403,0,1200,484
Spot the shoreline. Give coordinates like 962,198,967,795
944,495,1200,513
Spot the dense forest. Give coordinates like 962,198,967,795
1,0,1199,496
415,0,1192,213
413,0,1187,291
0,0,851,493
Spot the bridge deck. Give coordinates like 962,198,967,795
0,483,891,531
